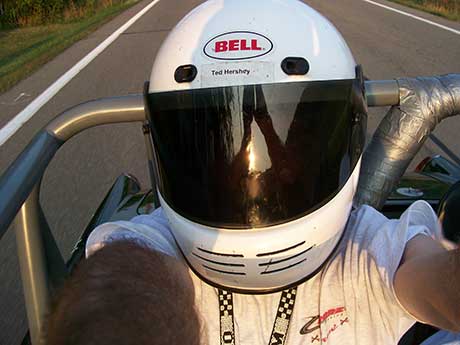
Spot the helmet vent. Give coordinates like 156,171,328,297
203,265,246,276
260,258,307,275
256,241,305,257
174,64,197,83
281,57,309,75
197,247,244,257
192,252,245,267
259,245,314,267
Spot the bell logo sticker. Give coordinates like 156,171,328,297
204,31,273,60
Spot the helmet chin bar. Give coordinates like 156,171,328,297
182,229,345,295
159,160,361,293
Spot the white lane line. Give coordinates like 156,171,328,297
0,0,161,147
363,0,460,36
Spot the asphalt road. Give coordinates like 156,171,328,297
0,0,459,343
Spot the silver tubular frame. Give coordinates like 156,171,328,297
15,184,52,344
47,94,145,141
364,80,399,106
0,95,145,345
0,82,397,345
356,74,460,209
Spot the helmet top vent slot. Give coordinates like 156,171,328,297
192,252,245,267
258,245,314,266
197,247,244,257
174,64,197,83
281,57,309,75
257,241,305,257
260,258,307,275
203,265,246,276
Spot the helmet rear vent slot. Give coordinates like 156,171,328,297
260,258,307,275
256,241,305,257
197,247,244,257
203,265,246,276
193,252,245,267
258,245,314,266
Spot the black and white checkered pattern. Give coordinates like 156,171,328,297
218,287,297,345
277,288,297,320
218,289,235,345
269,287,297,345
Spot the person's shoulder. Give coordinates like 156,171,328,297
86,207,181,258
130,207,170,228
346,203,390,241
341,200,441,277
347,200,439,241
398,200,439,231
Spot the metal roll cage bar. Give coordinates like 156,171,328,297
0,80,399,344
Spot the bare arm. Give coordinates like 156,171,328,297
45,241,201,345
394,235,460,331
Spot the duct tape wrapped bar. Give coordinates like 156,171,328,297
354,74,460,210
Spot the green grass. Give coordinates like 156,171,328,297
387,0,460,22
0,0,140,94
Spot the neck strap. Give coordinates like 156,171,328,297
218,287,298,345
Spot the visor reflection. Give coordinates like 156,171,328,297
147,80,364,228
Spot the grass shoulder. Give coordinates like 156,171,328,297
0,0,140,95
387,0,459,22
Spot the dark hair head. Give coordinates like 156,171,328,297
45,241,201,345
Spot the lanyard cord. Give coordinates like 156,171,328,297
218,287,298,345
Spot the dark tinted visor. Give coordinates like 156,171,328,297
147,80,365,228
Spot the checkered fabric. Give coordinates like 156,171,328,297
218,289,235,345
269,288,297,345
218,287,297,345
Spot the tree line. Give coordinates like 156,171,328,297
0,0,129,29
403,0,458,14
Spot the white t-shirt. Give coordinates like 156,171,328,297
86,200,441,345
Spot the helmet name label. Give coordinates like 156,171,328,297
201,62,274,88
204,31,273,60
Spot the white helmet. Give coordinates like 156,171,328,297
146,0,367,293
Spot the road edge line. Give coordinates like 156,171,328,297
0,0,161,147
363,0,460,36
